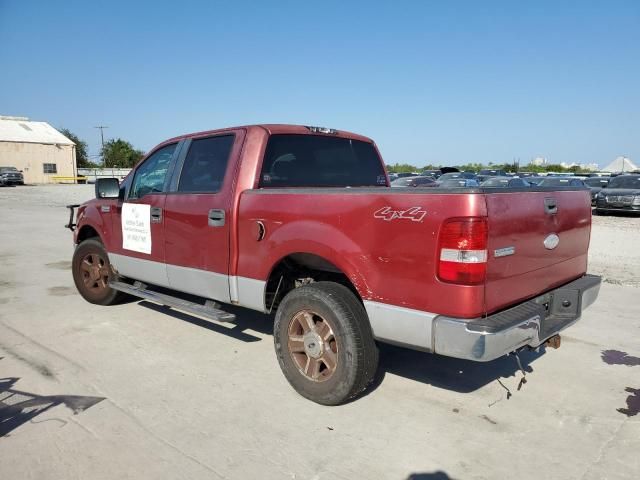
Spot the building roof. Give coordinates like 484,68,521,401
602,156,638,173
0,116,74,146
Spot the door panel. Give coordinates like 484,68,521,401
108,143,179,287
164,132,242,302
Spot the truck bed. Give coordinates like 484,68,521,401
236,186,592,319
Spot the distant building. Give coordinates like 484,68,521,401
0,115,76,184
531,157,547,166
560,162,599,171
602,156,638,173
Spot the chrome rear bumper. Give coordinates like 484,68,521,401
432,274,601,362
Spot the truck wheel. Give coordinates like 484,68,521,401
273,282,379,405
72,238,126,305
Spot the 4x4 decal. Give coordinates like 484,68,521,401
374,206,427,222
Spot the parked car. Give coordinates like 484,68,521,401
479,169,506,177
67,124,601,405
438,178,480,188
436,172,478,184
0,166,24,186
421,169,442,179
481,176,530,188
526,177,546,186
583,177,610,205
594,174,640,215
394,172,419,179
390,176,436,188
537,177,586,188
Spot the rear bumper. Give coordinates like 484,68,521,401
432,274,601,362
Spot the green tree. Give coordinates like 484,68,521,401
101,138,144,168
59,128,97,168
386,162,419,173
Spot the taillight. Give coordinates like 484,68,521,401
437,217,488,285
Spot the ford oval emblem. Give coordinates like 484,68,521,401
544,233,560,250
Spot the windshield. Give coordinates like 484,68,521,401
608,176,640,189
260,135,386,188
0,167,18,173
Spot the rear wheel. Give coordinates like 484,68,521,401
72,238,127,305
273,282,379,405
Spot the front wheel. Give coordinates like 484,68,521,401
273,282,379,405
72,238,127,305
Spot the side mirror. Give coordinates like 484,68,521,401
95,178,120,199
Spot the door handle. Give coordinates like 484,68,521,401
208,209,225,227
150,207,163,223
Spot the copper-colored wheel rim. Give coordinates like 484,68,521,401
287,310,339,382
79,253,110,294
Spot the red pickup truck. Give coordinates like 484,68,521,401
67,124,601,405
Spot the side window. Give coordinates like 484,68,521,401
178,135,234,193
129,144,176,199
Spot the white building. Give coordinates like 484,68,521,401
0,115,76,184
560,162,599,171
531,157,547,166
602,156,638,173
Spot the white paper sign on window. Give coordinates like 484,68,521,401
122,203,151,254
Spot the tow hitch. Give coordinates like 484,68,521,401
65,204,80,231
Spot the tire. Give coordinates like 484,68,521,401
273,281,379,405
72,238,127,305
594,209,606,216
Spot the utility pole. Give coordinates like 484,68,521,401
94,125,108,166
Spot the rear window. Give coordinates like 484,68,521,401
482,178,510,187
539,178,583,187
583,178,609,187
259,135,386,188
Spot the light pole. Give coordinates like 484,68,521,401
94,125,108,166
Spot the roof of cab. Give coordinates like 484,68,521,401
161,124,374,146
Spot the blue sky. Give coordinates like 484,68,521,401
1,1,638,167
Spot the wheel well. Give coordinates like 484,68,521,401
264,253,361,313
77,225,100,244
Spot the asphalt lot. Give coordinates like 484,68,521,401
1,184,639,480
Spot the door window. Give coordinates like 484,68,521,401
129,144,177,199
178,135,234,193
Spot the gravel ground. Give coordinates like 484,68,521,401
589,214,640,287
1,185,638,480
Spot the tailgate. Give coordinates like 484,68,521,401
484,189,591,314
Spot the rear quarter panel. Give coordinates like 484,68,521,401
236,189,488,318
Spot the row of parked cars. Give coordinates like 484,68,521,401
389,170,640,215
